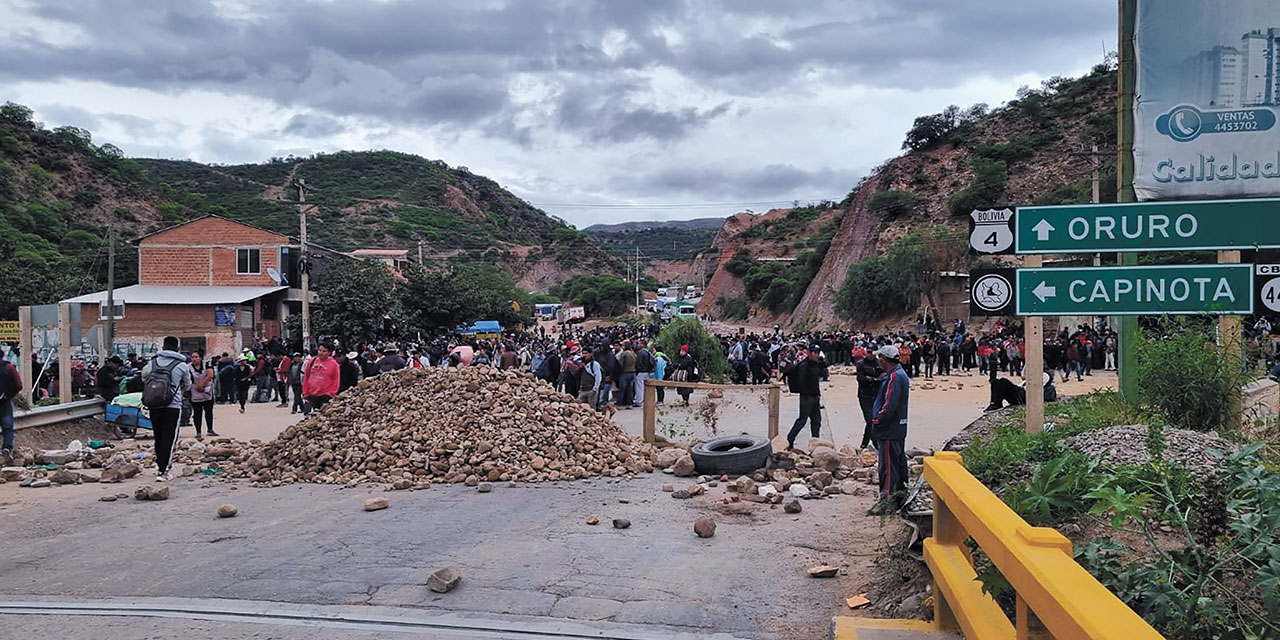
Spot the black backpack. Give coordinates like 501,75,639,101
141,357,179,409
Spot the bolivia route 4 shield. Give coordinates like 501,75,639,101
1016,264,1253,316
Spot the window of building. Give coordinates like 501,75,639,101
236,247,261,274
99,301,125,320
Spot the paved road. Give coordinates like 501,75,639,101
0,473,886,640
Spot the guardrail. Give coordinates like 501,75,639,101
924,451,1163,639
14,399,107,430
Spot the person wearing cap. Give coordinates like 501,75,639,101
870,344,911,514
337,351,361,394
785,343,829,450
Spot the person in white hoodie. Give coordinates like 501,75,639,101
142,336,193,482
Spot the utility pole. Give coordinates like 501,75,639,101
297,179,312,351
1117,0,1138,402
104,211,115,360
634,247,640,314
418,240,424,266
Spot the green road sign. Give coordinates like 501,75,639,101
1015,198,1280,254
1016,264,1254,316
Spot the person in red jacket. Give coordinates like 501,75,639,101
302,345,340,414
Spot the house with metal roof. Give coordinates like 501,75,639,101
61,216,342,358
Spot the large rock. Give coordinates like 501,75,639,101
841,480,860,495
363,497,389,511
1,467,25,482
217,504,238,517
783,499,802,514
808,471,834,490
36,450,78,465
811,447,840,472
134,485,169,501
671,455,696,477
654,448,684,469
807,438,836,453
49,470,80,485
693,517,716,538
729,476,757,494
427,566,462,593
807,565,839,578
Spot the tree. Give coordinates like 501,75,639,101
0,102,35,128
867,190,920,217
399,263,528,331
310,258,399,345
655,318,730,383
549,274,633,316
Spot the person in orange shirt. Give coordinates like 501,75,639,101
302,344,341,414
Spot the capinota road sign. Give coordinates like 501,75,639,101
1016,264,1254,316
1015,198,1280,254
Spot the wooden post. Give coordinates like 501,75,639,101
57,302,72,402
18,305,33,405
642,379,657,443
1220,250,1243,430
767,384,781,439
1025,255,1045,434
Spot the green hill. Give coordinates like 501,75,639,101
0,103,621,317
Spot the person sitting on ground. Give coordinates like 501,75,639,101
986,372,1057,411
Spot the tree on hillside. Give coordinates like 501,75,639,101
309,258,399,344
834,226,964,323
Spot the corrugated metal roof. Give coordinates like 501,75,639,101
62,285,287,305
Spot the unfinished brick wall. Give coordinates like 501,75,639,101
139,217,288,287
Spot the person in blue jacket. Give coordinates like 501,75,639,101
870,344,911,515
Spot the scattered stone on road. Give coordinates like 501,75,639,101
217,504,238,518
134,485,169,501
363,497,389,512
685,483,705,497
586,514,600,525
612,518,631,529
391,479,412,490
98,495,116,502
661,483,674,492
477,482,492,493
784,499,802,514
671,489,691,499
841,480,860,495
427,566,462,593
694,517,716,538
26,478,51,488
807,565,839,578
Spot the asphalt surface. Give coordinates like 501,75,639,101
0,472,888,640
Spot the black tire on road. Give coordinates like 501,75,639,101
690,435,772,476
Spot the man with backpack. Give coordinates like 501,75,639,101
1,355,23,465
141,336,193,482
785,344,829,451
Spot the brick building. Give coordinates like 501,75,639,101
62,216,340,358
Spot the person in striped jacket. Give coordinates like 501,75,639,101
869,344,911,515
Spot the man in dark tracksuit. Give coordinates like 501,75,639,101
786,344,829,450
870,345,910,514
854,349,882,449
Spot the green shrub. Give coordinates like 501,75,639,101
947,156,1008,216
867,189,920,217
655,318,729,383
724,247,755,276
1133,317,1251,432
717,295,750,320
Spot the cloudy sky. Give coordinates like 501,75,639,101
0,0,1114,228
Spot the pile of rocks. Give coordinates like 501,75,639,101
243,367,657,485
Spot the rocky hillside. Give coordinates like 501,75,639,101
700,61,1118,329
0,103,622,317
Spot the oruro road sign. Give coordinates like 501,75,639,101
1016,264,1254,316
1015,198,1280,254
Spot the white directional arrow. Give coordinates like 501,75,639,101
1032,219,1055,241
1032,281,1057,302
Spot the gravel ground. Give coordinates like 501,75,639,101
1063,424,1238,467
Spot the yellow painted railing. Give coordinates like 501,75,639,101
924,451,1163,640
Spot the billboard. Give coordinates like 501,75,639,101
1134,2,1280,200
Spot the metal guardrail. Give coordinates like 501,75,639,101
924,451,1164,640
14,399,107,430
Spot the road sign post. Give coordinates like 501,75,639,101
1016,264,1253,316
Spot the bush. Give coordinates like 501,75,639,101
867,190,920,217
723,247,755,276
717,295,750,321
655,318,730,383
947,156,1008,216
1133,318,1251,432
